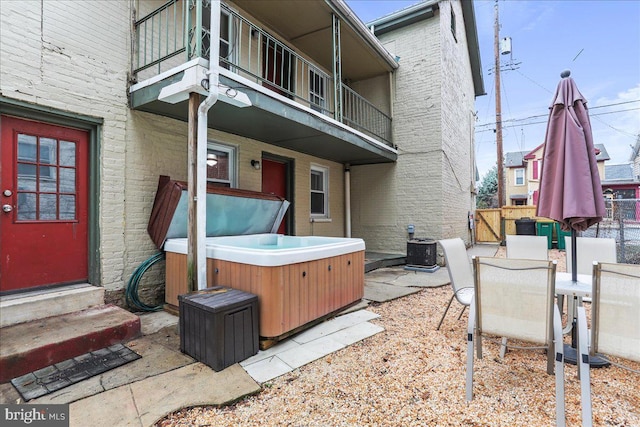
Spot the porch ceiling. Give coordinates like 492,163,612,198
130,75,397,165
230,0,395,81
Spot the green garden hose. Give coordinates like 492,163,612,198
125,251,166,312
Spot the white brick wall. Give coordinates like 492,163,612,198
2,0,131,291
351,0,477,252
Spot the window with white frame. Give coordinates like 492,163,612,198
219,9,233,70
514,168,525,186
309,69,326,113
310,165,328,217
206,142,237,187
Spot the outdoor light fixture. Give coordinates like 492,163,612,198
207,153,218,167
251,160,261,170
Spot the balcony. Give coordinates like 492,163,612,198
129,0,397,165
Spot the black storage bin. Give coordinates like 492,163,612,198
179,286,259,371
406,239,437,267
515,218,536,235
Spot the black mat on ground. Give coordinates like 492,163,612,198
11,343,141,401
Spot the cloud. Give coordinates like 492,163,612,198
591,84,640,164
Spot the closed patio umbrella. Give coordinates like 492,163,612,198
536,70,608,367
536,70,606,282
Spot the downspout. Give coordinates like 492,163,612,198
195,0,220,289
344,164,351,238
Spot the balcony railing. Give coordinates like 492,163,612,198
341,84,392,145
133,0,392,147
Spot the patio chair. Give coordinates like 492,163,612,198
564,237,616,275
576,262,640,427
506,235,548,260
436,238,474,330
500,235,549,357
466,257,565,427
563,236,617,329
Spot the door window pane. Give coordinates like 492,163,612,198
59,141,76,167
60,168,76,193
39,166,57,192
17,134,37,161
17,164,37,191
39,194,57,220
59,195,76,219
17,193,36,220
40,137,57,164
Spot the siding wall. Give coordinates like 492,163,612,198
1,1,345,299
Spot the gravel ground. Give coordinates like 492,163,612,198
157,249,639,426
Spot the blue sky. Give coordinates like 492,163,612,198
346,0,640,181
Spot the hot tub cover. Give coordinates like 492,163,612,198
147,175,290,249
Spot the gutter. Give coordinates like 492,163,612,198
195,0,221,289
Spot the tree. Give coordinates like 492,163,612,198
477,165,498,208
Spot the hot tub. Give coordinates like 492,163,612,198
148,177,365,346
164,234,365,342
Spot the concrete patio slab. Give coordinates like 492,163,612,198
69,363,260,427
330,322,385,346
277,335,346,370
292,310,380,344
371,268,450,288
241,355,296,384
364,281,421,302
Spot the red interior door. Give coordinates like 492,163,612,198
261,159,287,234
1,116,89,291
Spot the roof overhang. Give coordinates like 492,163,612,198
510,194,528,200
228,0,398,81
368,0,485,97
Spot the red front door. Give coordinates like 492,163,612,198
1,116,89,292
262,158,287,234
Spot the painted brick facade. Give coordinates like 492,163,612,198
351,0,477,252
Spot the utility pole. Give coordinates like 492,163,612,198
494,0,504,208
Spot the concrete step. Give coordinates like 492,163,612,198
0,305,141,383
0,283,104,328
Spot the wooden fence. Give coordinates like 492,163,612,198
475,206,552,243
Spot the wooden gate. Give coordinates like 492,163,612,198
475,207,540,242
475,209,501,242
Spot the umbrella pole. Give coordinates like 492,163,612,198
570,229,578,349
564,228,610,367
571,230,577,283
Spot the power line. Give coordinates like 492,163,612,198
475,106,640,133
476,100,640,128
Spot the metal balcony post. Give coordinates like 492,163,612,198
186,0,204,59
332,14,342,122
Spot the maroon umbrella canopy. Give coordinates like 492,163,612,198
536,71,606,232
